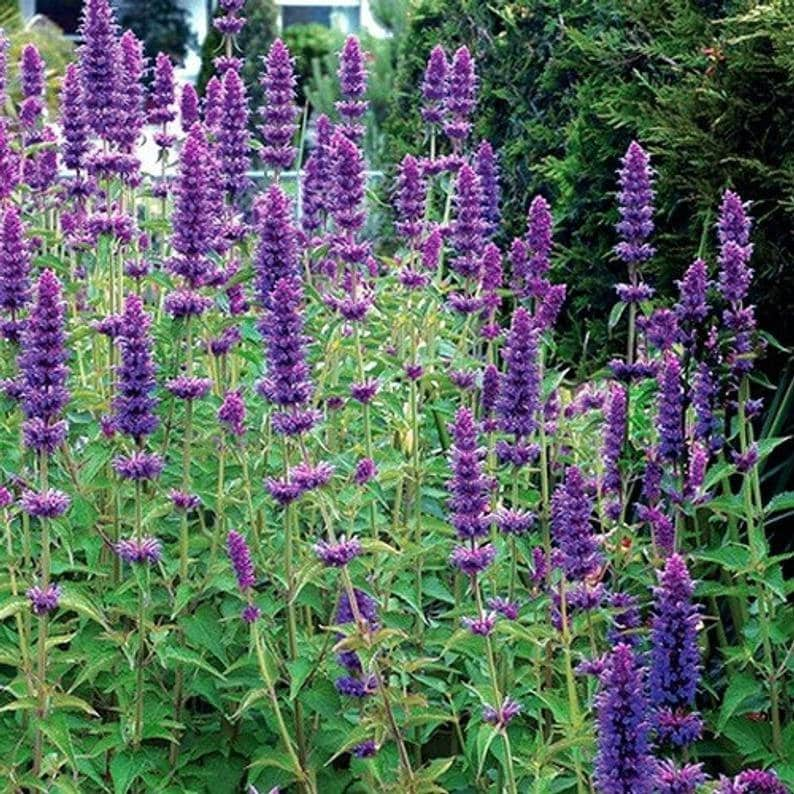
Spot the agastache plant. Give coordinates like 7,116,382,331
0,13,788,793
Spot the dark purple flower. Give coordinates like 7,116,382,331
461,611,497,635
395,154,426,241
594,644,655,794
336,587,379,628
654,760,706,794
314,535,362,567
265,478,302,506
113,294,159,442
219,67,251,194
655,709,703,747
27,583,61,615
614,141,655,266
0,486,12,509
718,189,752,249
474,141,500,237
180,83,200,132
447,407,491,539
115,536,162,564
302,114,334,233
602,383,627,493
551,466,601,581
487,597,519,621
290,461,334,492
685,441,708,501
691,361,721,449
336,36,368,141
203,76,223,130
169,489,201,511
78,0,119,138
20,488,70,518
421,45,448,125
354,457,377,485
717,769,788,794
450,164,485,279
335,675,377,698
227,529,256,591
496,307,540,440
113,452,164,482
531,547,548,584
675,258,710,326
350,379,379,404
638,504,675,556
330,130,366,235
259,38,298,169
615,282,655,304
241,603,261,623
111,30,146,155
731,443,758,474
258,276,313,415
254,185,299,308
18,271,69,454
166,376,212,401
0,206,31,318
148,52,176,125
60,63,89,171
482,697,521,730
494,508,534,535
352,740,378,758
657,351,684,462
165,290,213,318
644,309,679,352
218,388,246,436
421,227,443,270
0,122,20,202
450,544,496,576
443,46,476,142
170,123,219,287
649,554,701,745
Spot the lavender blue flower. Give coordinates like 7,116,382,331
78,0,119,137
113,451,164,482
614,141,655,266
301,114,333,233
60,63,89,171
447,407,491,539
657,351,684,462
27,583,61,615
443,46,476,142
602,383,627,493
421,45,448,126
227,529,256,591
395,154,426,241
594,643,655,794
219,67,251,195
260,39,298,170
450,164,485,279
551,466,601,581
336,36,368,141
474,141,500,238
148,52,176,125
219,388,246,436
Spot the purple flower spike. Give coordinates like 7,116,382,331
60,63,90,171
114,294,159,442
447,408,491,539
258,276,313,416
170,123,218,287
675,258,710,327
78,0,119,138
227,529,256,591
166,376,212,401
494,508,535,535
614,141,655,266
113,452,164,482
254,185,299,308
169,490,201,511
719,240,753,305
337,587,379,628
336,36,368,141
314,536,362,567
595,644,655,794
204,76,223,130
302,114,334,233
148,52,176,125
551,466,602,582
718,189,752,249
330,130,366,235
496,307,541,441
219,67,251,195
0,206,32,322
474,141,500,237
650,554,701,746
352,739,378,758
112,30,146,155
421,45,448,125
487,597,519,621
450,164,485,278
21,488,70,518
180,83,200,132
260,39,298,170
28,583,61,615
657,351,684,462
18,270,70,455
395,154,427,241
443,46,476,142
638,505,675,557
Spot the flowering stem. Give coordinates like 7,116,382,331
4,505,32,693
133,480,147,748
353,325,377,539
33,452,50,776
252,622,314,791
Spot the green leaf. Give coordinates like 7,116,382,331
608,301,627,331
287,657,313,701
764,490,794,515
717,672,759,733
0,596,27,622
696,545,752,572
110,750,148,794
51,693,99,716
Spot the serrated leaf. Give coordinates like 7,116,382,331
764,490,794,515
162,646,226,681
717,672,759,733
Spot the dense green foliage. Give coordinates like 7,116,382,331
386,0,794,372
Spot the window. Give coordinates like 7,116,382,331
281,5,360,34
34,0,83,35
